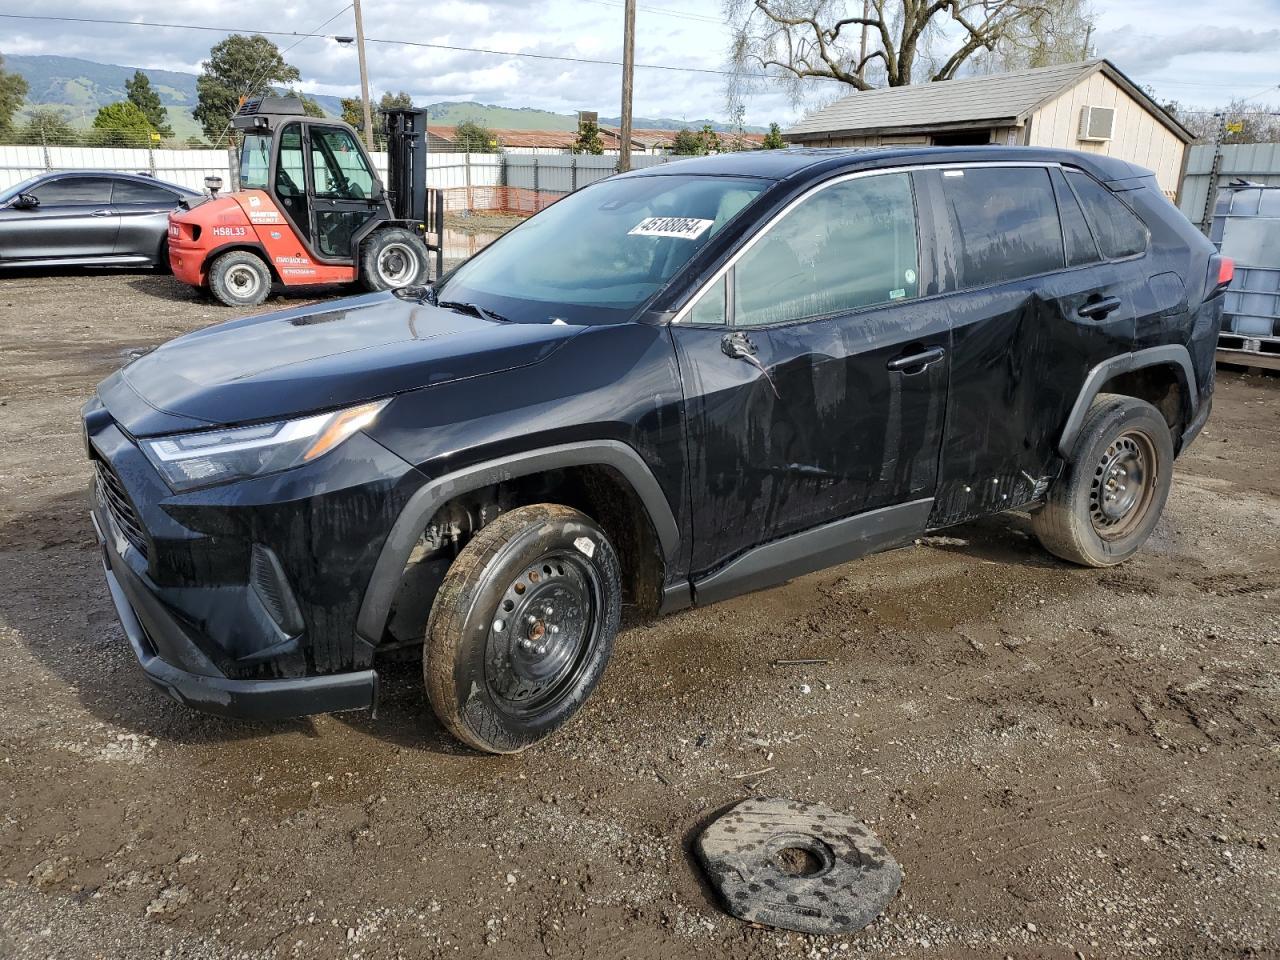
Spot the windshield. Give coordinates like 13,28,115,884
239,133,273,191
0,175,43,204
436,174,769,323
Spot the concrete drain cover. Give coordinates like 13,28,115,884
696,797,901,935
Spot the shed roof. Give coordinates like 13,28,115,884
785,59,1193,144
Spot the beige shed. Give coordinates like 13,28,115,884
783,59,1194,198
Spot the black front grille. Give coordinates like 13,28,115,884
94,460,149,558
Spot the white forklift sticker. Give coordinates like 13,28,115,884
628,217,715,240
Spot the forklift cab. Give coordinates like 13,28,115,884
234,97,386,263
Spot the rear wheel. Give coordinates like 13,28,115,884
424,504,622,754
360,227,428,292
208,250,271,307
1032,393,1174,567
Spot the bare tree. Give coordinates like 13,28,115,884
726,0,1092,108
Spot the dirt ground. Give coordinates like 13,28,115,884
0,268,1277,960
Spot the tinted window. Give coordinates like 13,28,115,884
940,166,1064,287
1066,169,1148,259
689,274,727,325
734,172,918,327
310,126,376,200
29,177,112,205
112,179,178,204
1050,168,1100,267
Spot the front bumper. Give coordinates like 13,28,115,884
94,504,378,722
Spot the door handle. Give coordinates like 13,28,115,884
90,209,113,217
887,345,946,373
1078,296,1122,319
720,330,779,397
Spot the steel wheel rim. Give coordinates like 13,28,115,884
226,264,261,298
1089,429,1157,539
484,551,600,716
377,242,418,285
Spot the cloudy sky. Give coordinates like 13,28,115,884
3,0,1279,125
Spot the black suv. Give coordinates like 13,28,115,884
84,147,1229,753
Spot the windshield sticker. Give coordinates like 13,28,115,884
889,288,906,300
628,217,714,240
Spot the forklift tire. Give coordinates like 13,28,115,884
208,250,272,308
360,228,428,292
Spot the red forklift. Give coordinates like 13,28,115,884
168,97,443,307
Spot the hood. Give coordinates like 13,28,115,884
103,292,583,436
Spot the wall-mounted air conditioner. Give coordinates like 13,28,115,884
1078,105,1115,142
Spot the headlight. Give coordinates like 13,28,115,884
141,400,389,492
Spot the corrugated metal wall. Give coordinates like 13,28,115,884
1179,143,1280,232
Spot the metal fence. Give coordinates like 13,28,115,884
1179,143,1280,233
0,144,672,199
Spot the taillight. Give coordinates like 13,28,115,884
1207,255,1235,296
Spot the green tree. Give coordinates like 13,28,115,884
572,118,604,155
125,70,173,138
762,122,785,149
16,107,77,145
671,127,701,155
91,101,156,146
185,135,208,148
193,34,301,144
340,96,363,129
379,90,413,111
0,54,29,137
454,119,499,153
697,124,723,155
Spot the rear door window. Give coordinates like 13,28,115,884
30,177,113,206
112,179,179,205
1050,168,1101,267
1065,169,1148,259
733,172,919,327
938,166,1065,287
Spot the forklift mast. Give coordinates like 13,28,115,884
383,108,429,224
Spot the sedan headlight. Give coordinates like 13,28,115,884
141,400,389,492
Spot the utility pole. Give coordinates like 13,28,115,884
619,0,636,172
353,0,376,150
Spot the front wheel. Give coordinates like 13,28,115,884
360,227,428,292
1032,393,1175,567
207,249,271,307
424,504,622,753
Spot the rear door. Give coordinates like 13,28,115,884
306,123,380,261
920,163,1143,526
670,170,948,579
110,177,182,261
1,175,119,261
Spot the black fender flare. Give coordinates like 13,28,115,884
355,440,681,644
1058,344,1198,458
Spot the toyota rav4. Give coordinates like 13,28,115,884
84,147,1229,753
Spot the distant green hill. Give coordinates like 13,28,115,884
5,54,766,140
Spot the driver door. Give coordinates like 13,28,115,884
306,123,380,261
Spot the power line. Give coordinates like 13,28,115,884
0,12,785,81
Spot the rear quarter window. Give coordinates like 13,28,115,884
112,180,179,204
938,166,1065,288
1065,168,1149,259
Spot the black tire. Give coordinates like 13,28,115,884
424,504,623,754
154,238,172,274
360,227,428,292
1032,393,1175,567
208,250,271,307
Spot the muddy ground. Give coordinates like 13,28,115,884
0,268,1277,960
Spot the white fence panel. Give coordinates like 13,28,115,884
0,145,47,189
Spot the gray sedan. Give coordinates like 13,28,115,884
0,171,200,270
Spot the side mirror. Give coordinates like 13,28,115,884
13,193,39,210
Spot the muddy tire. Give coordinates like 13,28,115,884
1032,393,1174,567
424,504,622,754
208,249,271,307
360,227,428,292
